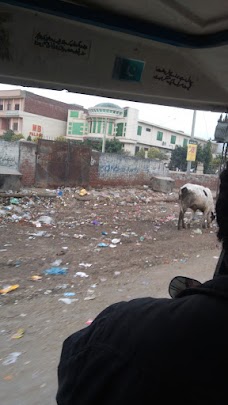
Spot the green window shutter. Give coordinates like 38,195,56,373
157,131,163,141
171,135,176,144
70,111,79,118
92,120,96,133
124,109,128,117
183,138,188,147
108,122,112,135
116,123,123,136
72,123,83,135
97,120,102,133
137,126,142,135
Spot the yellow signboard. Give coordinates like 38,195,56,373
187,144,197,162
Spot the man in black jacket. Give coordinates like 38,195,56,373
57,167,228,405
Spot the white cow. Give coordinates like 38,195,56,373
178,183,215,230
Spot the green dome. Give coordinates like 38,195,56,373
94,103,122,110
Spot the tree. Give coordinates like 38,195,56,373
147,147,168,160
169,146,188,171
27,135,32,141
2,130,24,142
2,129,15,141
169,143,209,172
202,140,213,174
135,148,145,158
105,139,123,154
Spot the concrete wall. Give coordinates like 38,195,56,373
0,140,37,186
0,140,19,169
170,171,218,191
90,152,167,187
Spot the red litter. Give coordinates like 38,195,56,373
85,319,93,326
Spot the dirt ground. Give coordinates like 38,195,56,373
0,187,220,405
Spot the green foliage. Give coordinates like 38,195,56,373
169,141,213,172
135,149,145,158
202,140,213,174
71,138,124,154
2,129,15,141
27,135,32,141
2,130,24,142
169,146,187,171
105,139,123,154
147,147,168,160
12,133,24,142
55,136,68,142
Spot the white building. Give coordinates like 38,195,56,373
66,102,217,155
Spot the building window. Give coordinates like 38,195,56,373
171,135,176,144
116,123,124,136
92,119,96,133
124,109,128,117
137,126,142,136
183,138,188,147
15,104,20,110
157,131,163,141
146,128,151,132
135,146,140,155
7,103,11,110
72,123,83,135
97,120,102,133
0,104,3,110
70,111,79,118
108,122,112,135
13,122,18,131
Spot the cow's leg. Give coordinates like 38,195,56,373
187,210,195,228
178,208,186,230
202,210,207,229
206,210,212,228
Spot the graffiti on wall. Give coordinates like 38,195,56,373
99,155,166,179
0,141,19,168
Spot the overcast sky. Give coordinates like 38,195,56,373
0,83,221,140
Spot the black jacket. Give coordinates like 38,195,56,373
57,276,228,405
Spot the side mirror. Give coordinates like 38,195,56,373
169,276,202,298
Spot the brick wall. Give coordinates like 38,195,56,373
24,91,85,121
170,171,219,191
18,141,37,186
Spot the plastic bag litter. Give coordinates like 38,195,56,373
43,267,68,275
193,228,203,235
0,284,19,295
37,216,54,225
3,352,22,366
10,197,19,205
58,298,78,304
75,271,89,278
79,263,92,268
79,188,88,197
30,275,42,281
97,243,109,247
111,238,121,244
50,259,62,266
64,292,76,297
11,328,25,339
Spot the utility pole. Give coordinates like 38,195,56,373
102,118,107,153
187,110,197,174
